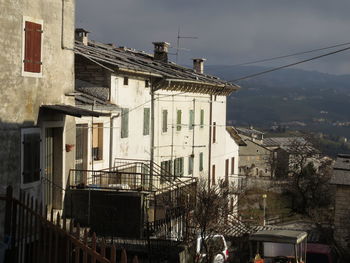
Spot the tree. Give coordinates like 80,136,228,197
281,136,334,218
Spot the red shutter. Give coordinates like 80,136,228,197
212,165,216,185
231,157,235,175
213,122,216,143
24,21,42,73
225,159,229,182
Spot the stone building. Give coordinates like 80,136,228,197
331,154,350,252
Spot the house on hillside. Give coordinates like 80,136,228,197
68,29,241,239
236,127,274,178
331,154,350,254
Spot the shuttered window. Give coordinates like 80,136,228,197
212,165,216,185
121,108,129,138
231,157,235,175
213,122,216,143
22,130,41,184
225,159,229,182
92,123,103,160
200,109,204,128
160,160,172,183
174,157,184,177
189,110,194,130
24,21,42,73
162,110,168,133
143,108,150,135
199,152,204,171
176,110,182,131
188,155,194,175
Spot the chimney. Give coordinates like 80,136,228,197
193,58,206,74
75,28,89,46
153,42,170,63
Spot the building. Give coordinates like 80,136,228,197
331,154,350,253
70,31,240,239
0,0,85,236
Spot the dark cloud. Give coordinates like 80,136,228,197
76,0,350,74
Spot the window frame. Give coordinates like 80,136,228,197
123,77,129,86
22,16,44,78
174,157,184,177
21,127,42,187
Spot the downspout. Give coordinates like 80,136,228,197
150,83,155,191
208,95,213,191
109,113,119,170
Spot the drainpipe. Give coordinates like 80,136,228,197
150,84,155,191
208,95,213,191
109,113,119,170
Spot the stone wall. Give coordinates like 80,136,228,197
334,185,350,250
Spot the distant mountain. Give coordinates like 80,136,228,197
205,65,350,138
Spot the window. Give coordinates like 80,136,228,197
188,155,194,175
160,160,172,183
162,110,168,133
143,108,150,135
22,129,41,184
189,110,194,130
92,123,103,160
213,122,216,143
199,152,204,171
256,168,259,176
231,157,235,175
145,80,149,87
225,159,229,182
176,110,182,131
121,108,129,138
123,77,129,85
200,109,204,128
212,165,216,185
174,157,184,177
23,20,43,74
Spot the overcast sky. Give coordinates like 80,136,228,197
76,0,350,75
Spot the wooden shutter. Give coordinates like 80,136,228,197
200,109,204,128
213,122,216,143
199,152,203,171
225,159,229,182
189,110,194,130
231,157,235,175
23,133,41,183
24,21,42,73
212,165,216,185
143,108,150,135
176,110,182,131
121,108,129,138
162,110,168,133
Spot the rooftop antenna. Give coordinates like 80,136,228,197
175,26,198,63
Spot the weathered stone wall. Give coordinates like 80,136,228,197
0,0,75,189
75,56,110,88
334,185,350,250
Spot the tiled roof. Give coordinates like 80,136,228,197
262,137,306,148
74,40,240,96
226,126,247,146
236,127,264,136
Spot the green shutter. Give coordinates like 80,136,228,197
200,109,204,128
121,108,129,138
199,152,203,171
176,110,182,131
189,110,194,130
143,108,150,135
188,156,193,175
162,110,168,133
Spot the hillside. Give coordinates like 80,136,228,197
206,65,350,137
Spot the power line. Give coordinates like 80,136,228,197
228,46,350,83
231,41,350,67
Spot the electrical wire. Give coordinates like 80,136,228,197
230,41,350,67
228,46,350,83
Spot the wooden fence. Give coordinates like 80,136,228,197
1,186,138,263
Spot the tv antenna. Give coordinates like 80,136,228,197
175,26,198,63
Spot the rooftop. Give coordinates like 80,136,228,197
226,126,247,146
74,40,239,96
331,154,350,185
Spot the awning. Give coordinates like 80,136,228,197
249,230,308,244
41,104,110,117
